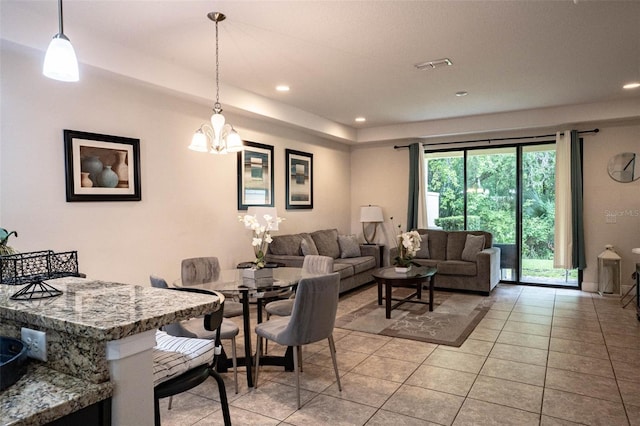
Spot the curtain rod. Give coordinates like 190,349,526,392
393,128,599,149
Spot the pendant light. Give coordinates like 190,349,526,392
43,0,79,82
189,12,243,154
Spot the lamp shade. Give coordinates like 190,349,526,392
247,206,279,231
43,35,79,82
360,206,384,223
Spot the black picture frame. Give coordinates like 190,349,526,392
237,141,274,210
63,129,141,202
285,149,313,210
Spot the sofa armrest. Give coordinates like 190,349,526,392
477,246,501,289
360,244,381,268
264,254,304,268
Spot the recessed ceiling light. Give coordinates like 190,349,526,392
623,82,640,90
276,85,290,92
455,91,468,97
355,117,366,123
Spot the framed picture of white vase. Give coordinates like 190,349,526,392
285,149,313,209
63,129,141,202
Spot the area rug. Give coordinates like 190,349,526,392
335,288,494,347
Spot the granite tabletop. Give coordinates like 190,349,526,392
0,276,221,341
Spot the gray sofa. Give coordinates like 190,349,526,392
265,228,379,294
390,229,501,295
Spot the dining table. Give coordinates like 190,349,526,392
174,267,312,388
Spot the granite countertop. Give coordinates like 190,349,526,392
0,277,222,425
0,363,113,426
0,276,221,341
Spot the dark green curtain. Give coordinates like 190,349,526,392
407,143,421,230
570,130,586,270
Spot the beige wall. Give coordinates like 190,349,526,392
3,42,638,292
0,44,350,286
351,123,640,291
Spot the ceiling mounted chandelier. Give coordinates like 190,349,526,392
189,12,243,154
43,0,79,82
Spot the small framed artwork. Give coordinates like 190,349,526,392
237,141,274,210
63,129,141,202
285,149,313,209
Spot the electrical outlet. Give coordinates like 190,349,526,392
21,327,47,362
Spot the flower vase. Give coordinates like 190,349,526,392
395,265,412,273
112,151,129,188
80,172,93,188
98,166,119,188
81,156,103,186
242,268,273,280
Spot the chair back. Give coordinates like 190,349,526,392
278,272,340,346
302,255,334,274
181,257,220,285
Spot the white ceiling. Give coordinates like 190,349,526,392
2,1,640,144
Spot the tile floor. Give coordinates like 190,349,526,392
158,283,640,425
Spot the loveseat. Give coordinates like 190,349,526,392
390,229,501,295
265,228,379,294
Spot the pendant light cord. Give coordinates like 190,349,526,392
215,18,220,108
58,0,64,35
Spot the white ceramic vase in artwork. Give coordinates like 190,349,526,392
112,151,129,188
80,172,93,187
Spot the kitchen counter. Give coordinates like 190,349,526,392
1,363,112,426
0,276,221,425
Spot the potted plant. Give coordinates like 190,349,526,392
390,218,421,273
238,212,283,278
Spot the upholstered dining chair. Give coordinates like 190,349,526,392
264,255,334,318
254,272,342,408
150,275,239,394
153,287,231,426
181,257,244,318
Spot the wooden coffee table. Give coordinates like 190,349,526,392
372,266,438,319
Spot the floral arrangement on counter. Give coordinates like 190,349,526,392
238,213,283,269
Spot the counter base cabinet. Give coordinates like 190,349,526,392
47,398,111,426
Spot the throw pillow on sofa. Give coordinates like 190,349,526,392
414,232,430,258
301,235,319,256
311,229,341,259
338,234,361,258
461,234,485,261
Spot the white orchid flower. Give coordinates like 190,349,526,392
252,237,262,246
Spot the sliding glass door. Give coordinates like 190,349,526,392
521,144,578,286
425,143,579,288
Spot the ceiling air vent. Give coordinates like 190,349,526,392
414,58,453,70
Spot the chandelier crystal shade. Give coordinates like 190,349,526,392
43,0,79,82
189,12,243,154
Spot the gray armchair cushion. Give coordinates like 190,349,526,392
311,229,340,259
461,234,486,261
338,234,361,258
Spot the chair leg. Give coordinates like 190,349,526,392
167,396,173,410
293,345,301,409
328,335,342,392
154,396,161,426
297,346,303,372
231,336,238,394
209,368,233,426
254,334,262,388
